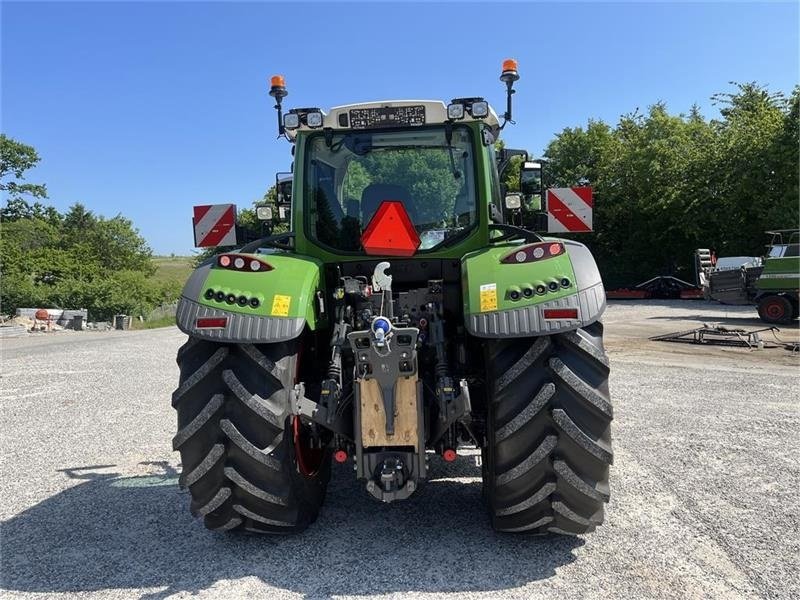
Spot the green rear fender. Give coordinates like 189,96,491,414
175,253,325,343
462,239,606,337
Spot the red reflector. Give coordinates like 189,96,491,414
196,317,227,328
361,201,420,257
333,450,348,463
543,308,578,320
442,449,457,462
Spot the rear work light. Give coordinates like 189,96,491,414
542,308,578,320
196,317,228,329
470,101,489,117
447,103,465,120
305,111,324,128
217,254,273,272
283,113,300,130
501,242,565,264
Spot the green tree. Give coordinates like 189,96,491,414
0,198,61,224
708,83,798,254
543,83,798,287
0,135,47,201
768,86,800,230
1,200,161,319
0,139,167,320
59,204,154,274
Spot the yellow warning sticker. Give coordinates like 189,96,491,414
271,294,291,317
479,283,498,312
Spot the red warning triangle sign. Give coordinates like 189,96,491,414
360,201,420,257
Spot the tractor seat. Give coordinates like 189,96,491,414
360,184,417,226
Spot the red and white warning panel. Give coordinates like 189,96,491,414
546,187,593,233
193,204,237,247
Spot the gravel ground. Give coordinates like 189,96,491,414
1,301,798,599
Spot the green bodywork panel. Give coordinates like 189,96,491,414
461,242,578,315
757,255,800,292
196,253,324,329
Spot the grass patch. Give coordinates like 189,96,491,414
150,256,194,287
131,315,176,330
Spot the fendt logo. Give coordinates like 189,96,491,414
193,204,237,247
547,187,593,233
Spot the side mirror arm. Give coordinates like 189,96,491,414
497,148,528,179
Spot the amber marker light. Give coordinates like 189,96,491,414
499,58,520,123
269,74,288,99
500,58,520,83
502,58,518,73
269,74,289,135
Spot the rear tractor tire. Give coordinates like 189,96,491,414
757,295,793,324
172,337,330,534
483,322,613,535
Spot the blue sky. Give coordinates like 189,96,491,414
2,1,798,255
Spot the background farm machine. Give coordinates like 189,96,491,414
697,229,800,324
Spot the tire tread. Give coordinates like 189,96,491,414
485,324,613,535
172,338,329,534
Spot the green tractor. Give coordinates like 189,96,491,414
172,61,612,535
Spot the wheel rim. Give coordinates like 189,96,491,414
765,299,786,319
292,416,324,477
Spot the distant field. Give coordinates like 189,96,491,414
140,256,194,327
151,256,194,287
131,314,176,330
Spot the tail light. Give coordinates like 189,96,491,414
217,254,273,272
501,242,564,264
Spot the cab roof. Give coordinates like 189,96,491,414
284,100,501,141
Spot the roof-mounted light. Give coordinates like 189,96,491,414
269,74,288,137
449,97,489,120
499,59,519,125
447,103,465,120
471,101,489,118
306,111,323,128
270,75,286,89
283,113,300,129
284,108,324,130
500,59,519,83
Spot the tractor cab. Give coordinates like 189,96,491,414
269,96,513,259
263,64,549,258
